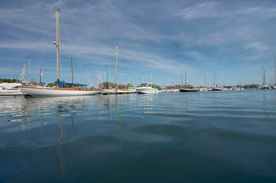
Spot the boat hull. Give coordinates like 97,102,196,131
21,87,100,97
180,88,199,92
212,88,223,91
136,88,157,94
101,89,137,94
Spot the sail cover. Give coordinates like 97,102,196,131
57,79,87,87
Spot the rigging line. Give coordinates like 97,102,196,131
60,12,81,82
60,12,75,47
38,19,55,67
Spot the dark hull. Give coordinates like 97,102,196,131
180,89,199,92
212,88,223,91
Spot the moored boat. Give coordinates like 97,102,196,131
212,87,223,91
136,83,158,94
180,85,199,92
22,86,99,97
0,83,24,96
21,10,99,97
212,85,224,91
259,85,270,90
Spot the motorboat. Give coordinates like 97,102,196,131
259,85,270,90
136,83,158,94
0,83,24,96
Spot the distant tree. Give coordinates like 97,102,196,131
47,81,58,87
99,82,115,89
243,84,259,89
152,84,160,89
0,78,18,83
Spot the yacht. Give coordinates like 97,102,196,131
136,83,158,94
0,83,24,96
259,85,270,90
212,85,224,91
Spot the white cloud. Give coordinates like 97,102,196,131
245,42,269,52
177,2,220,19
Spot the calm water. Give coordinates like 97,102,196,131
1,90,276,183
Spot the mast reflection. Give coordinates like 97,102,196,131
115,95,123,151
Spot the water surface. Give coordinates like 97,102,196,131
1,90,276,182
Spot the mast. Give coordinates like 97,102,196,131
262,65,266,85
40,69,42,86
28,58,31,82
203,67,207,87
56,9,60,87
115,44,118,93
274,56,276,86
185,70,187,86
71,56,74,83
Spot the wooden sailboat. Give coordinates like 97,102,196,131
21,10,100,97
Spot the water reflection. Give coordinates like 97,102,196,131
115,95,123,151
57,113,66,178
1,91,276,182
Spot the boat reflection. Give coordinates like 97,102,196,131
57,113,66,178
115,95,123,151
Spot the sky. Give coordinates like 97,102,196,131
1,0,276,87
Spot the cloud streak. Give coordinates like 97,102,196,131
1,0,276,85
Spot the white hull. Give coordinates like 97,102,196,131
0,90,24,96
21,87,100,97
102,89,137,94
136,87,158,94
0,83,24,96
102,89,116,94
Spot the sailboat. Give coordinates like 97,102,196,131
259,65,270,89
180,71,200,92
272,57,276,89
101,44,136,94
21,10,100,97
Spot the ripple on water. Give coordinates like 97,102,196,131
0,91,276,182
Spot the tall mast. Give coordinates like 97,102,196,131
28,58,31,82
71,56,74,83
185,70,187,86
40,69,42,86
115,44,118,93
262,65,266,85
56,9,60,86
203,66,207,87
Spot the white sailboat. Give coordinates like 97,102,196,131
21,10,100,97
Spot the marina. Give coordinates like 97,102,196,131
1,1,276,182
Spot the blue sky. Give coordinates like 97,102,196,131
1,0,276,86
